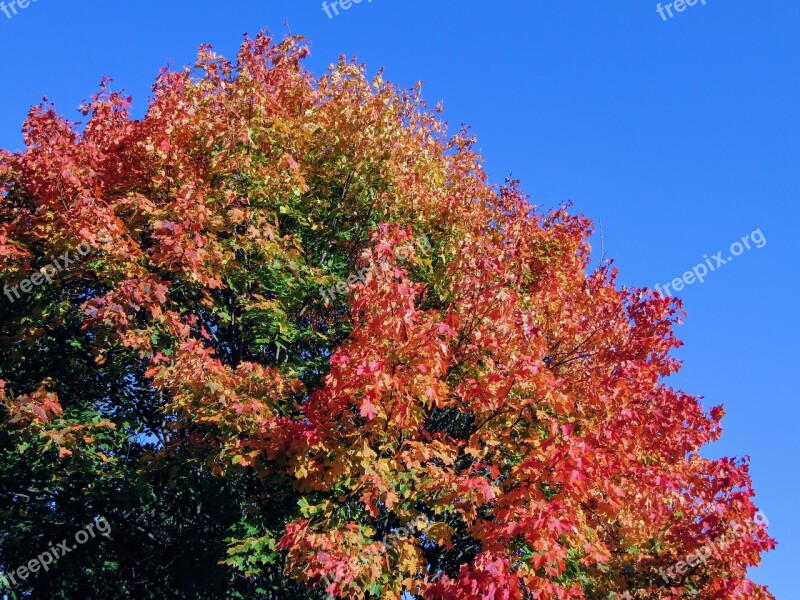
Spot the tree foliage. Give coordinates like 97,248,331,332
0,33,774,599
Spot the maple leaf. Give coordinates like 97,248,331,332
360,399,379,421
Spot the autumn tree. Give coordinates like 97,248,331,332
0,33,774,599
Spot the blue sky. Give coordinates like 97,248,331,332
1,0,797,596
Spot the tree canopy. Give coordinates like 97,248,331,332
0,33,774,599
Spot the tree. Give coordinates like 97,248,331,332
0,33,774,599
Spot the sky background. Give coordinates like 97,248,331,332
1,0,797,596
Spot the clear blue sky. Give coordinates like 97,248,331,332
1,0,797,596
